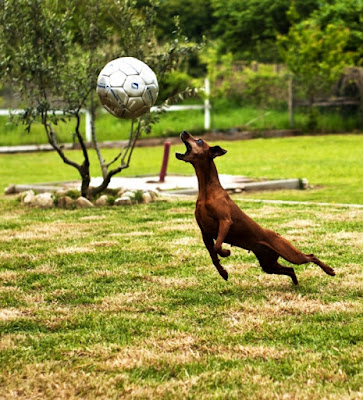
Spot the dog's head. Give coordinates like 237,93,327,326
175,131,227,164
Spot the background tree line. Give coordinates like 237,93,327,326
0,0,361,197
146,0,363,121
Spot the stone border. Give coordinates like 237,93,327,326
17,188,159,209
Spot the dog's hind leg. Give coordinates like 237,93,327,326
253,243,298,285
305,254,335,276
259,230,335,277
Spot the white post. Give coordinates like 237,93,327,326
85,109,92,142
288,77,294,128
204,77,211,131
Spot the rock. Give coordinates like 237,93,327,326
116,188,125,197
21,190,35,205
114,196,132,206
148,190,158,200
122,191,135,199
95,195,109,206
58,196,75,209
4,185,16,195
142,192,152,204
33,192,54,208
300,178,309,190
75,196,94,208
55,189,69,197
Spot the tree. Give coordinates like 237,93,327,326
210,0,320,62
278,8,354,101
153,0,215,43
278,16,353,127
0,0,198,198
308,0,363,66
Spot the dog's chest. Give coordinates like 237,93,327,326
195,203,219,236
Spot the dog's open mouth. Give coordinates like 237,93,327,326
175,138,192,160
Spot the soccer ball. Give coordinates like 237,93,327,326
96,57,159,119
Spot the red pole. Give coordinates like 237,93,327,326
159,141,171,183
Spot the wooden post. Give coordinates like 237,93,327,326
288,77,294,128
159,141,171,183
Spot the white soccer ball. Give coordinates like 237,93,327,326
96,57,159,119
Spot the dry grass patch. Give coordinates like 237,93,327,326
31,262,57,274
0,308,22,321
0,269,18,282
0,222,99,242
328,263,363,291
0,251,41,262
167,207,193,214
322,208,362,222
146,275,199,289
224,294,358,327
56,245,96,255
159,218,197,232
244,205,283,219
97,291,163,313
171,236,195,246
122,231,154,237
0,333,27,351
0,362,124,400
326,231,363,247
281,218,319,229
89,240,119,247
79,215,107,221
107,333,200,370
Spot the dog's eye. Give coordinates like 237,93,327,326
196,139,203,145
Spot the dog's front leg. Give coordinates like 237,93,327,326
201,233,229,281
214,219,232,258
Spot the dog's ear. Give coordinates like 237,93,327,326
209,145,227,159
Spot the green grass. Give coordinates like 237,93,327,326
0,134,362,398
1,134,362,204
0,104,361,146
0,195,362,399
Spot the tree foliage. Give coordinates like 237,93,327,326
0,0,198,198
307,0,363,66
278,6,354,102
153,0,215,42
210,0,320,62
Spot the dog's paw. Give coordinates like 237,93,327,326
218,268,229,281
218,249,231,258
325,266,336,276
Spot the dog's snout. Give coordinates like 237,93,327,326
181,131,190,140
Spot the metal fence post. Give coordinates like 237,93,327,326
204,78,211,131
288,77,294,128
85,109,92,142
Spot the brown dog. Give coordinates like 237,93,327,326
176,131,336,284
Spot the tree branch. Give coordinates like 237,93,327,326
89,119,141,197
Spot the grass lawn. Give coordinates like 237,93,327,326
0,134,362,398
0,197,362,399
1,134,362,204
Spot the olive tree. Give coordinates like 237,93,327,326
0,0,197,198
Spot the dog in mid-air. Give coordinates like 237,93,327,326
176,131,336,284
